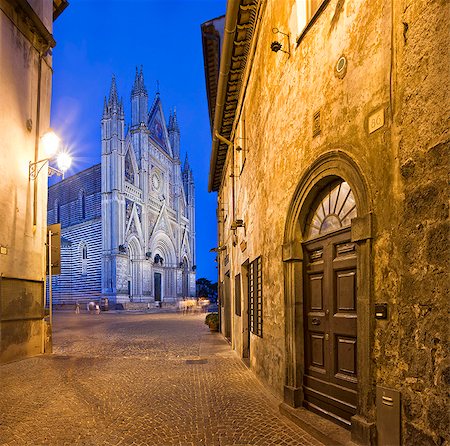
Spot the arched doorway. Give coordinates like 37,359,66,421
127,238,142,300
181,257,189,297
282,151,374,439
149,232,177,302
302,180,358,427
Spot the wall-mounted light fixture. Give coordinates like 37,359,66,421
209,246,226,253
29,130,72,180
271,28,290,58
230,219,245,231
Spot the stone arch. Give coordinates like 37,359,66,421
150,231,177,267
127,236,142,299
150,231,177,302
282,150,375,438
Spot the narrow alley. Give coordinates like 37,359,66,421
0,311,323,446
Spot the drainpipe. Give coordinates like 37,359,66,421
208,0,240,192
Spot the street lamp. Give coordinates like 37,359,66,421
29,130,72,179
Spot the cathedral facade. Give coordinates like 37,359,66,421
48,69,196,306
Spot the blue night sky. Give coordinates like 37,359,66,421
51,0,225,282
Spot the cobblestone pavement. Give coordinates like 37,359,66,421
1,311,324,446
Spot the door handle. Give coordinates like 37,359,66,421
311,318,321,326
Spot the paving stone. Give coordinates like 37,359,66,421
0,312,322,446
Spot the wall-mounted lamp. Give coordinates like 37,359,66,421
29,130,72,180
209,246,226,253
230,219,245,231
271,28,290,58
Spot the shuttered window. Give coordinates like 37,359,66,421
249,256,263,337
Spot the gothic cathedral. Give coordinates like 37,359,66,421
48,69,196,307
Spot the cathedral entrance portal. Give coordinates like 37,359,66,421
154,273,162,302
127,238,142,301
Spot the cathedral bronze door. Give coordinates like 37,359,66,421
302,181,358,428
154,273,162,302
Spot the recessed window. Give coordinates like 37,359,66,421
55,200,60,223
81,243,88,275
80,191,86,219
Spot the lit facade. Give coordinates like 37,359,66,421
203,1,448,444
0,0,68,363
48,72,196,307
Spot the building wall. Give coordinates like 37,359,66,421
0,0,56,363
214,0,448,443
48,219,102,304
48,164,102,304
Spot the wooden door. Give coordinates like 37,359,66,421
303,228,357,427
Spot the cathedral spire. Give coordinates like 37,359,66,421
183,153,190,171
108,74,119,108
131,65,149,127
172,107,180,133
103,96,108,117
131,67,139,96
139,65,148,95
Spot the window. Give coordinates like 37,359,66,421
248,256,262,337
55,200,60,223
296,0,328,40
80,191,86,219
234,274,241,316
81,243,88,275
305,181,356,239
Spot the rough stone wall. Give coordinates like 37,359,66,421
216,0,448,442
381,1,449,444
224,0,393,396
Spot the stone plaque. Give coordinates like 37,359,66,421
368,108,384,134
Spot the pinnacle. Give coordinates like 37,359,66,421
108,74,119,107
131,65,148,96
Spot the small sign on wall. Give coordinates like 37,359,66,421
368,108,385,134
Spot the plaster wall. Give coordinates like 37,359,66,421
0,0,54,363
217,0,448,443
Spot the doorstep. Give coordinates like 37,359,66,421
279,403,358,446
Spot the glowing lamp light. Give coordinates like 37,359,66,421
40,130,60,157
57,152,72,172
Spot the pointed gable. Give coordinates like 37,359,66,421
148,95,172,157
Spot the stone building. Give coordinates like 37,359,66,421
0,0,68,363
202,1,448,445
48,71,196,307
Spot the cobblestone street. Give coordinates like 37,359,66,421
1,311,323,446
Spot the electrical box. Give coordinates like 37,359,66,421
376,386,401,446
375,303,388,319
